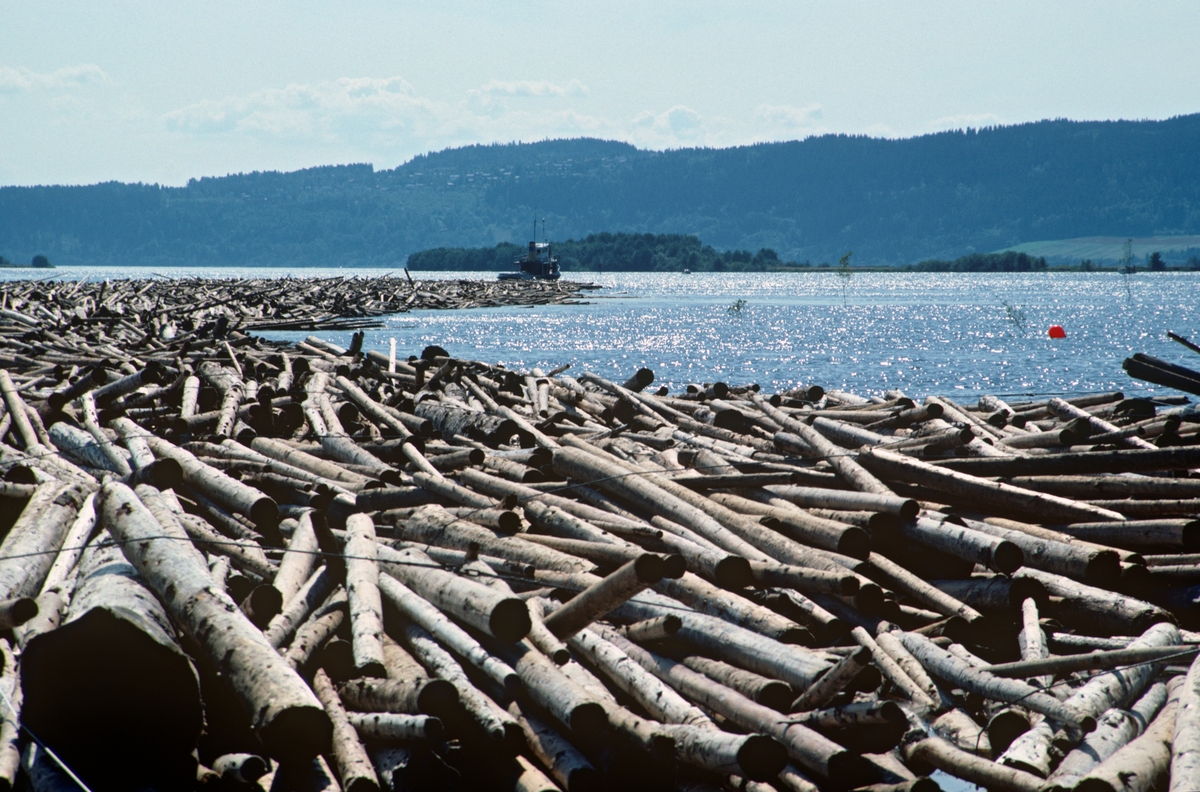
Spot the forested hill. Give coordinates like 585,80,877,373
3,114,1200,267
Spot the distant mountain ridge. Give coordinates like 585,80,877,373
2,115,1199,267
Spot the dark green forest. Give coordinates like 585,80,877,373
3,114,1200,267
411,237,1064,273
907,251,1048,272
408,232,793,272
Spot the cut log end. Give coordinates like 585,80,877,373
1084,551,1122,585
417,678,461,716
993,540,1024,574
715,556,754,589
489,598,533,643
660,553,687,579
568,700,609,738
737,735,789,782
241,584,283,629
257,705,333,763
838,527,872,560
250,496,280,532
0,596,38,630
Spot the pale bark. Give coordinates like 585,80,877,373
796,700,907,730
143,433,279,531
1077,676,1183,792
790,647,872,712
346,712,443,741
375,543,530,643
1171,651,1200,791
988,644,1194,679
0,480,88,601
567,626,711,727
508,699,602,792
274,509,319,603
612,591,830,690
902,735,1043,792
264,565,337,649
595,625,866,786
377,572,519,692
336,675,457,718
394,618,516,742
282,589,347,670
312,668,380,792
38,491,97,593
899,631,1093,733
397,504,589,573
749,393,895,496
1047,682,1167,791
511,755,561,792
20,530,203,787
0,640,20,790
660,723,788,782
681,655,793,712
526,597,571,664
850,627,937,709
622,615,681,643
542,554,664,639
211,753,268,785
344,513,386,677
496,639,608,738
861,447,1126,523
996,720,1055,777
97,481,330,761
1016,567,1173,640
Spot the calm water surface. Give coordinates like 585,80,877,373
6,266,1198,401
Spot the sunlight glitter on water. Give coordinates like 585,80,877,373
254,270,1198,400
10,266,1195,399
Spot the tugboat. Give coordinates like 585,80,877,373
499,218,561,281
498,240,561,281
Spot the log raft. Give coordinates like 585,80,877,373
2,276,1200,790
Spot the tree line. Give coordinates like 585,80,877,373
3,115,1200,267
406,233,798,272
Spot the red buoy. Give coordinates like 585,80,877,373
1048,325,1066,339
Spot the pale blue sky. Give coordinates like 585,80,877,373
3,1,1198,186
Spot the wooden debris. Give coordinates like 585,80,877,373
3,275,1200,790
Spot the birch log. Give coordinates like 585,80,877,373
344,513,386,677
20,532,203,790
97,481,331,761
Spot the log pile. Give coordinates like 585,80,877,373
2,279,1200,790
0,273,598,334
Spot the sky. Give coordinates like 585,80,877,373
3,1,1199,187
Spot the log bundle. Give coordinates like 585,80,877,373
1,278,1200,790
0,273,598,336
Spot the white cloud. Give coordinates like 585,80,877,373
164,76,438,142
476,79,588,97
163,73,826,159
631,105,706,142
755,103,822,128
0,64,109,93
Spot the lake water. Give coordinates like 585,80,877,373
5,266,1198,403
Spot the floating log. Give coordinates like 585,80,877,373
1075,675,1183,792
375,544,531,643
860,448,1126,524
97,482,331,762
542,554,665,639
1045,682,1167,791
8,277,1200,791
344,513,386,677
0,481,89,602
20,532,203,790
